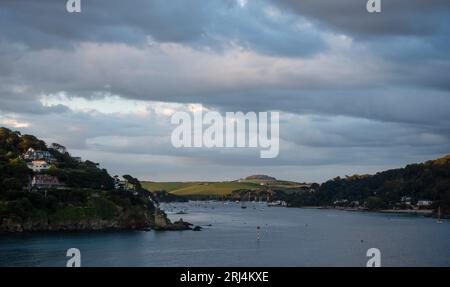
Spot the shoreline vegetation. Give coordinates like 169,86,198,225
0,127,194,234
147,156,450,219
293,206,434,216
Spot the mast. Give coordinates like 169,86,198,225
437,206,443,223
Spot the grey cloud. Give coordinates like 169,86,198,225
0,0,449,181
273,0,450,37
0,0,326,57
3,103,448,182
3,41,449,126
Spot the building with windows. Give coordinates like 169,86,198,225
31,175,62,189
27,160,51,172
417,200,433,208
22,147,56,162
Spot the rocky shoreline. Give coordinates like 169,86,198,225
0,217,201,233
153,214,202,231
0,206,201,233
0,215,153,233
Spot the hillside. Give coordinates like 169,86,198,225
143,156,450,217
142,181,261,197
0,127,163,233
245,175,277,181
282,155,450,215
142,177,312,198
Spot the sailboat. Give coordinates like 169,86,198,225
241,193,249,209
437,206,443,224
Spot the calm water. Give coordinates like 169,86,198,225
0,202,449,267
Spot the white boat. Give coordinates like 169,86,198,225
267,200,287,207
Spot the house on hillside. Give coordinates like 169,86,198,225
401,196,412,205
27,160,51,172
22,148,56,162
113,175,127,190
113,175,138,192
417,200,433,208
31,175,63,189
333,199,349,206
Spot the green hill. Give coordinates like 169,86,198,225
0,127,158,233
142,177,311,197
282,155,450,215
142,181,261,196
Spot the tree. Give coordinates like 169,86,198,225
122,175,142,190
50,143,67,154
366,197,385,210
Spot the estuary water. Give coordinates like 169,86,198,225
0,201,449,267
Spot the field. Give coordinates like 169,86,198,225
142,178,310,196
141,181,260,196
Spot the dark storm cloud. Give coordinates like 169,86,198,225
0,0,209,47
0,0,325,57
206,88,450,126
273,0,450,37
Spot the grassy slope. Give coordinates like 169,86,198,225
142,181,261,196
142,179,306,196
141,182,195,192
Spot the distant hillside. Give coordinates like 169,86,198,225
143,155,450,217
245,175,277,181
142,177,311,197
283,155,450,215
142,181,261,197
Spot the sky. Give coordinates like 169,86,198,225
0,0,449,182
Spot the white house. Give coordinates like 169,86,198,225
113,175,127,190
401,196,412,205
23,148,56,162
333,199,349,205
27,160,50,172
417,200,433,207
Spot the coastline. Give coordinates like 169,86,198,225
294,205,436,217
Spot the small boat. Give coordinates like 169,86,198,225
267,200,287,207
176,210,187,215
241,192,250,209
437,206,443,224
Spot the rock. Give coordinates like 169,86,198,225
154,218,194,231
192,226,202,231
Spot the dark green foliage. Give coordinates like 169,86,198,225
0,188,155,227
284,156,450,215
0,127,114,191
47,167,114,190
152,190,188,203
365,196,385,210
123,174,142,189
0,128,33,192
0,127,156,231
